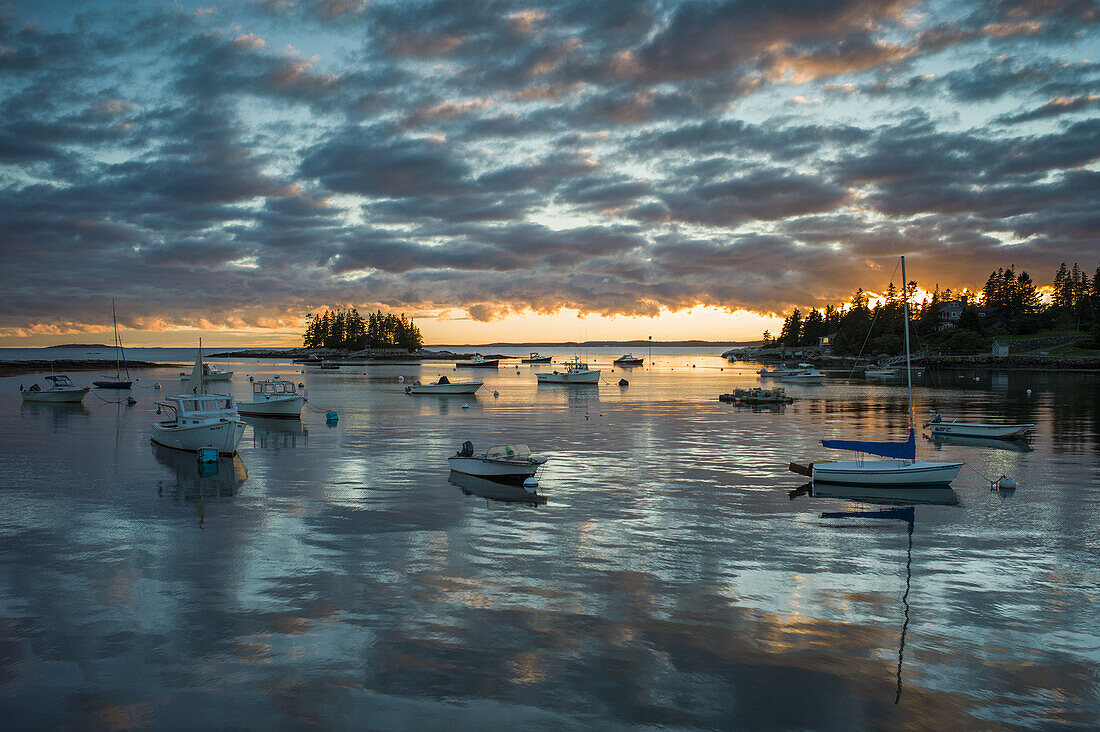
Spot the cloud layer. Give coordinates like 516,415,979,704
1,0,1097,335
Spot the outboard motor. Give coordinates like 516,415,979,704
458,440,474,457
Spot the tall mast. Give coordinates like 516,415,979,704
901,256,913,430
112,299,120,377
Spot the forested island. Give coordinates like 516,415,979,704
302,309,423,351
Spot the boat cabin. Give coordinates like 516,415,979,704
161,395,238,425
45,375,76,388
253,379,298,397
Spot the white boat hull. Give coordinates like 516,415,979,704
181,372,232,382
448,456,544,480
812,460,963,487
237,395,305,418
536,370,600,384
407,382,483,394
21,388,89,403
926,422,1034,439
151,419,246,455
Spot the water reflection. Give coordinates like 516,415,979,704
245,416,307,450
19,400,91,428
153,443,248,504
928,434,1033,453
448,471,547,504
793,482,960,506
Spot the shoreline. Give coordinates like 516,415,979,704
0,360,167,377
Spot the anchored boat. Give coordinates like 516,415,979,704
152,345,245,456
405,375,483,394
238,376,305,418
536,357,600,384
21,375,90,403
922,411,1034,439
448,441,547,483
93,300,132,389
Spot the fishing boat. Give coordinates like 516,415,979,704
613,354,645,366
535,357,600,384
405,375,483,394
719,387,793,404
781,368,825,383
521,352,551,363
237,376,306,418
20,375,90,403
93,300,132,389
180,364,233,382
448,441,547,483
456,354,499,368
152,346,245,455
758,363,803,377
922,411,1034,439
807,256,963,488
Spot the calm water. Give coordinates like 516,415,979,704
1,349,1098,729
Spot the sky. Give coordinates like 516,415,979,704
1,0,1097,347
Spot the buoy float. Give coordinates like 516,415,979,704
153,383,161,390
995,476,1017,490
398,375,404,382
462,403,469,409
127,396,137,405
493,391,499,397
325,410,338,422
1026,389,1032,396
523,477,539,493
198,446,218,463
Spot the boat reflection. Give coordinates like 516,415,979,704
789,481,959,705
245,415,307,449
153,443,248,503
20,401,91,427
448,471,547,505
928,434,1033,453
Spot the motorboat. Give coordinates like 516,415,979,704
613,354,645,366
922,411,1034,439
237,376,305,418
521,352,551,363
405,375,483,394
152,346,245,455
20,375,90,403
448,441,547,483
758,363,801,377
864,367,899,377
536,357,600,384
807,256,963,488
781,368,825,383
719,387,793,404
180,363,233,382
94,299,132,389
456,354,499,368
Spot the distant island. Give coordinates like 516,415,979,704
45,343,111,349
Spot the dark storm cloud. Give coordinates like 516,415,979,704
1,0,1098,335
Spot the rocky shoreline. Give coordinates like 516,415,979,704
0,360,165,377
207,348,509,361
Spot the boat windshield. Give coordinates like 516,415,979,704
45,375,74,386
486,444,531,460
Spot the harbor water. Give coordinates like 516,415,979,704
1,349,1098,729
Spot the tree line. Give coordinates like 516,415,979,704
302,309,423,351
765,261,1100,356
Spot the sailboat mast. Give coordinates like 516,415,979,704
112,299,120,377
901,256,913,429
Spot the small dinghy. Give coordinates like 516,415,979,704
406,375,483,394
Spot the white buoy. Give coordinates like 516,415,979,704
996,476,1017,490
523,477,538,493
462,403,469,409
1026,389,1032,396
975,376,980,381
398,375,404,382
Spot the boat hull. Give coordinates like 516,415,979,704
927,423,1034,439
812,460,963,487
448,456,543,482
151,419,246,455
536,370,600,384
237,396,305,418
21,388,89,403
181,372,233,382
521,357,551,363
407,382,482,394
93,380,132,389
613,358,644,366
456,361,498,368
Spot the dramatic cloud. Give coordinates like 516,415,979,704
0,0,1097,339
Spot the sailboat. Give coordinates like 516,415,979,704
810,256,963,487
94,300,132,389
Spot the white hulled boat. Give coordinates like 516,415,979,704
922,411,1034,439
536,357,600,384
758,363,801,377
405,375,483,394
21,375,90,403
238,376,305,418
152,346,245,455
456,354,498,368
811,256,963,488
180,363,233,382
782,368,825,383
448,441,547,483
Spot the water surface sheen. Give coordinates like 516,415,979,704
1,349,1098,729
